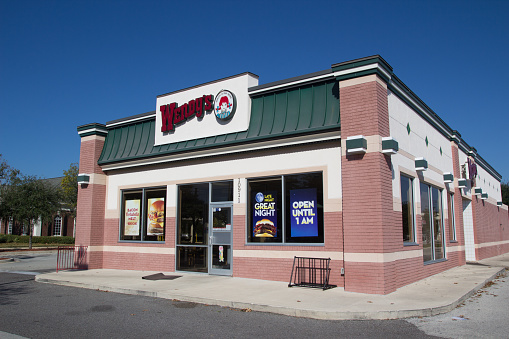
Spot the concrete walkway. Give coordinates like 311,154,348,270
35,253,509,320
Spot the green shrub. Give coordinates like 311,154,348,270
0,235,74,244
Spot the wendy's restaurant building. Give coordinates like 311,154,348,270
76,55,509,295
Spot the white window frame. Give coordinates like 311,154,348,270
53,215,62,236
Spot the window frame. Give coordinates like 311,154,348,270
119,186,167,243
400,174,416,244
420,182,446,263
448,192,456,242
246,171,324,245
53,215,62,236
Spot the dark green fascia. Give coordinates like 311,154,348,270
346,136,367,153
498,201,503,206
77,123,108,137
77,174,90,184
474,187,483,195
457,179,467,187
481,193,488,199
331,55,393,75
443,173,454,183
415,158,428,171
382,138,398,154
336,67,391,84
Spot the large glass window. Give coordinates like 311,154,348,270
178,183,209,245
400,175,415,243
247,172,324,244
420,183,445,263
53,215,62,236
448,193,456,241
120,187,166,242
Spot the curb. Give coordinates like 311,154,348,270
35,267,507,320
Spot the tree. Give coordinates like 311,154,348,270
502,180,509,206
0,174,61,248
61,162,78,218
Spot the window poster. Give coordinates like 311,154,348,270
290,188,318,237
252,191,277,237
125,199,141,236
147,198,165,235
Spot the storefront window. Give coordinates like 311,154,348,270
401,175,415,243
420,183,445,262
211,181,233,202
247,177,282,243
178,183,209,245
247,172,324,244
448,193,456,241
176,181,233,272
120,187,166,242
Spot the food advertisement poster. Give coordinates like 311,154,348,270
147,198,165,235
290,188,318,237
124,199,140,236
252,191,277,237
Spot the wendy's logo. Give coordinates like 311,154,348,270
214,90,236,120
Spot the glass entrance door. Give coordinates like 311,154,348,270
209,204,233,276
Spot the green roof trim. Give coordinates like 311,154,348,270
98,80,340,166
77,123,108,137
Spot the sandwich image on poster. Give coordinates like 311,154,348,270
147,198,165,235
253,191,277,237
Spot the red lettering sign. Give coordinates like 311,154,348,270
160,94,213,133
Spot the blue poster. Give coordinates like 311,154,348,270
290,188,318,237
252,191,277,237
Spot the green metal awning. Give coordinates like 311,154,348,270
98,80,340,166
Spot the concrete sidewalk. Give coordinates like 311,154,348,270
35,253,509,320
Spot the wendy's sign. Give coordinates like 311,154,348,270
160,95,213,132
160,90,237,133
154,72,258,146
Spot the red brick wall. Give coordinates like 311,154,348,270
473,197,509,260
340,77,398,294
450,143,466,264
340,80,390,138
232,211,344,287
79,137,106,175
102,252,175,271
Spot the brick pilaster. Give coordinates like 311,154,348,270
76,124,107,269
340,75,396,294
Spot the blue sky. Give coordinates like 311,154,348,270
1,0,508,182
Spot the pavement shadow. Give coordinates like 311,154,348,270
0,273,34,305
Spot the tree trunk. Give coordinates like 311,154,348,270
29,221,32,250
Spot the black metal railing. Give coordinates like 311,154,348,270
56,246,88,272
288,256,336,290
